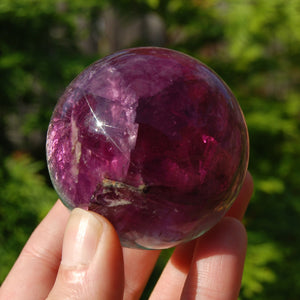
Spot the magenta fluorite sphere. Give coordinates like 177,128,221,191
46,47,249,249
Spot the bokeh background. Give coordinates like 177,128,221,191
0,0,299,299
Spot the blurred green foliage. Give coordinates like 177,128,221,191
0,154,56,280
0,0,299,299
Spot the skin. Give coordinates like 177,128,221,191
0,171,253,300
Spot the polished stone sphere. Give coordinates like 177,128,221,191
46,47,249,249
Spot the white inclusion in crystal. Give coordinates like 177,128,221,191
105,65,121,99
70,114,81,181
105,199,132,207
88,70,96,80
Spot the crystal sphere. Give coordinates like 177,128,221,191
46,47,249,249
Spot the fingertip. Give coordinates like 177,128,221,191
195,217,247,257
244,171,254,197
219,217,248,253
226,170,254,220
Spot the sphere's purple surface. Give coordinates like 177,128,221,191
46,47,249,249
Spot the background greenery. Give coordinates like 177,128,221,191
0,0,299,299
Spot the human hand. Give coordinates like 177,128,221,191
0,172,253,300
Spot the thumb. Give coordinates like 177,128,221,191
47,208,124,300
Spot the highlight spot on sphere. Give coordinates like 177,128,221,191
46,47,249,249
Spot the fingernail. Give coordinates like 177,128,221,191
61,208,103,266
